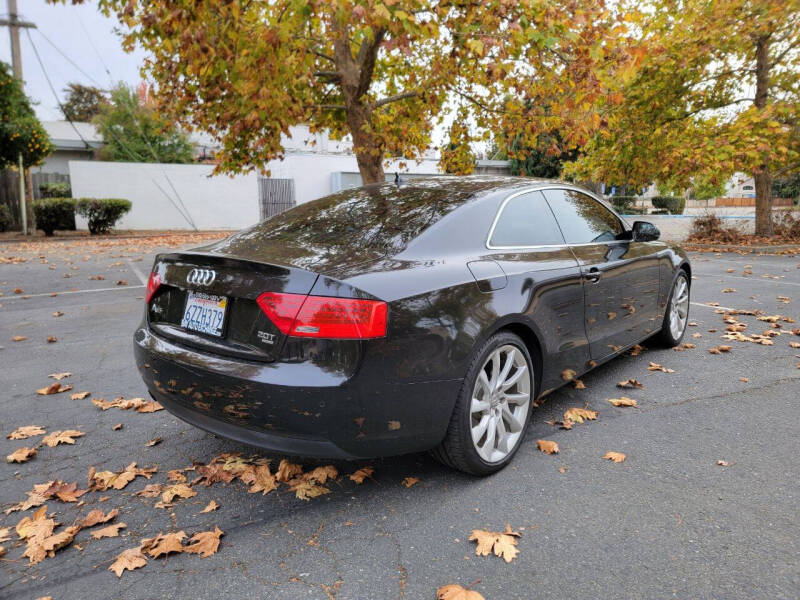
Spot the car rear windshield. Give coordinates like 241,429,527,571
207,178,498,272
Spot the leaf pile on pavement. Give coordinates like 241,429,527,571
91,396,163,413
109,527,224,577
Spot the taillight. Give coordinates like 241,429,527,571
145,271,162,303
256,292,387,339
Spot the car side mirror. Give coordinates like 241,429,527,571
632,221,660,242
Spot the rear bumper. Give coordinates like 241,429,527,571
133,326,461,459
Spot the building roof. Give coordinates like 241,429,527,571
42,121,104,151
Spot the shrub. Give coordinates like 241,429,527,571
609,195,637,213
687,214,744,243
651,196,686,214
39,182,72,198
33,198,76,236
75,198,132,234
0,203,12,232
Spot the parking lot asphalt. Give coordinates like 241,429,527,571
1,238,799,599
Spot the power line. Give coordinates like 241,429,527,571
73,7,113,86
35,28,103,88
25,28,92,150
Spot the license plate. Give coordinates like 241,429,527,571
181,291,227,337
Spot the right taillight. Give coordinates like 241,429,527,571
145,271,162,303
256,292,387,339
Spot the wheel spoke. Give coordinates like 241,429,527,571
502,405,523,432
503,391,529,405
497,350,515,389
500,364,527,391
471,414,490,443
483,416,497,451
471,397,490,414
478,370,491,395
489,350,500,389
495,416,508,452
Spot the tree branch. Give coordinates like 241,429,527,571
356,28,386,98
370,91,419,110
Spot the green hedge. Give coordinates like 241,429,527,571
651,196,686,214
0,204,12,232
75,198,132,234
39,182,72,199
33,198,76,236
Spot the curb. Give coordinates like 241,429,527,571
685,243,800,253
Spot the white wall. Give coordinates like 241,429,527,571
69,161,259,230
263,153,443,205
69,155,444,230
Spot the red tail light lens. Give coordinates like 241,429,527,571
257,292,387,339
145,271,162,303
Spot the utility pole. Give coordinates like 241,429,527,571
1,0,37,235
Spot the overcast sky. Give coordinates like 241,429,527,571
0,0,145,121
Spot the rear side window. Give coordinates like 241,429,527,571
489,191,565,247
543,189,624,244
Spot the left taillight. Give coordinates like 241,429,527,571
257,292,387,339
145,271,162,303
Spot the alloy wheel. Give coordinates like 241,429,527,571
669,276,689,340
470,344,532,463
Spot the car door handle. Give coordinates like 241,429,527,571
584,267,602,283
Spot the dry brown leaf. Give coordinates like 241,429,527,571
271,459,301,483
647,361,675,373
740,377,749,382
200,500,220,513
70,391,91,400
141,531,186,559
89,462,157,491
137,400,163,413
537,439,559,454
91,523,127,539
401,477,420,488
44,481,88,502
0,527,10,543
78,508,119,528
7,425,46,440
561,368,577,381
184,526,224,558
41,430,85,447
608,397,638,407
617,379,644,389
717,460,731,467
161,483,197,504
563,407,598,423
288,479,331,501
629,344,645,356
134,483,163,498
37,382,73,395
112,423,123,430
469,524,521,563
437,584,486,600
722,288,736,293
12,335,27,342
7,446,37,463
387,420,402,430
349,466,374,484
109,547,147,577
241,465,277,495
603,451,627,463
116,280,129,286
303,465,338,484
52,311,64,317
573,379,586,389
48,372,72,380
145,436,162,447
790,342,800,349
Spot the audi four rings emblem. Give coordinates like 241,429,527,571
186,268,217,286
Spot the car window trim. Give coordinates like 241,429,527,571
486,184,630,251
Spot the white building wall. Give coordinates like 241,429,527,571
69,161,259,230
69,155,444,230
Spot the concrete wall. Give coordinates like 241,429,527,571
68,155,445,230
37,150,94,176
69,161,259,230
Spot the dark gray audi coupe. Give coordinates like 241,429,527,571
134,176,690,475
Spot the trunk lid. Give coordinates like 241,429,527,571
147,252,318,362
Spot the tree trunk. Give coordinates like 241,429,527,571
753,34,773,236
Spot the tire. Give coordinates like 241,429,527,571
653,270,690,347
431,331,535,476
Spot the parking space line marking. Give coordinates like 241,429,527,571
1,285,145,301
701,273,800,287
690,302,738,311
126,259,149,285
